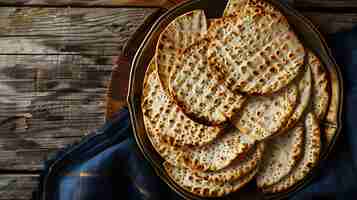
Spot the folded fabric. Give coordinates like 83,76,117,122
291,27,357,200
35,27,357,200
35,109,181,200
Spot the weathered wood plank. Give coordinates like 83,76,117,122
0,148,77,170
1,149,80,171
0,54,113,93
301,12,357,34
0,7,157,170
0,0,174,7
3,0,357,9
0,7,158,55
0,36,123,55
0,8,157,36
294,0,357,8
0,174,38,200
0,54,113,170
8,0,352,8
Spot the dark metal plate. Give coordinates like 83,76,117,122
127,0,343,199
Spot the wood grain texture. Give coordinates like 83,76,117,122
0,8,157,55
0,0,174,7
0,7,158,170
301,12,357,34
0,54,110,170
0,175,38,200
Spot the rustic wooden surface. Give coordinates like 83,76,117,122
0,6,158,200
0,7,158,171
0,0,176,7
0,0,356,199
0,175,38,200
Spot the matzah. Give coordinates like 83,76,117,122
169,39,246,125
145,112,255,171
182,127,255,171
282,66,312,132
262,113,321,193
164,162,258,197
195,143,264,183
142,59,221,147
223,0,248,17
156,10,208,93
208,2,305,95
308,50,330,121
233,85,299,141
256,125,304,188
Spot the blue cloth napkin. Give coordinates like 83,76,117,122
35,27,357,200
290,27,357,200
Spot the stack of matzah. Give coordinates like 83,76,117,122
141,0,334,197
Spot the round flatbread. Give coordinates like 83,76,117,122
195,143,264,183
164,162,258,197
309,50,330,121
233,84,299,141
169,39,246,125
208,1,305,95
142,59,221,147
262,113,321,193
256,125,304,188
156,10,208,93
281,66,312,132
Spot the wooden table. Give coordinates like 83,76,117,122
0,0,355,199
